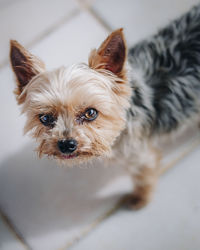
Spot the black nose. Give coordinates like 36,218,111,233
57,139,78,154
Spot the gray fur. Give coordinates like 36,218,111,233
128,4,200,134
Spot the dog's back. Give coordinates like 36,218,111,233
128,4,200,135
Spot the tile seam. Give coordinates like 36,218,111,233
0,208,31,250
160,134,200,175
87,7,113,32
59,198,125,250
0,0,26,10
75,0,112,32
0,8,80,70
75,0,96,9
60,138,200,249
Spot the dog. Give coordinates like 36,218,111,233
9,4,200,209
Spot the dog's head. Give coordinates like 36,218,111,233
10,29,131,165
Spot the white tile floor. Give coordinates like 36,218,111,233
0,1,200,250
71,146,200,250
0,214,26,250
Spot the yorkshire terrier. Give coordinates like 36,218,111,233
10,5,200,209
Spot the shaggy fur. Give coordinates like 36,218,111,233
10,5,200,209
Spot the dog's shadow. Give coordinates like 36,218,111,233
0,143,130,242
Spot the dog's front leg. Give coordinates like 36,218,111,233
126,145,161,210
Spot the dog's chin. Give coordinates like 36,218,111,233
42,150,97,166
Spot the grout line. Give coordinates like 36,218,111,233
160,135,200,175
0,8,80,70
0,208,31,250
60,198,125,250
25,9,80,50
75,0,113,32
0,0,25,10
88,7,113,32
75,0,96,9
60,136,200,250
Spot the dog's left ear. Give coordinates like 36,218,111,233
10,40,45,103
89,28,127,78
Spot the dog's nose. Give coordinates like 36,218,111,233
57,139,78,154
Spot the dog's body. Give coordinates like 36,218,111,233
112,4,200,207
10,5,200,209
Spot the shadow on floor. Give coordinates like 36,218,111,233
0,143,130,245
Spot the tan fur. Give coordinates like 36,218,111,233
10,40,45,104
89,28,127,81
129,148,161,209
10,30,161,209
16,64,131,166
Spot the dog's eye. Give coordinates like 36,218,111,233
39,114,56,127
84,108,98,121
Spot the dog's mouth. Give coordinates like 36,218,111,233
59,151,94,160
61,152,79,159
49,150,95,161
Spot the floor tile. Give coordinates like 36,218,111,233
31,11,108,69
76,0,96,8
0,0,23,9
0,10,114,250
0,0,78,66
158,125,200,168
0,214,26,250
0,66,30,161
0,148,129,250
70,146,200,250
92,0,200,45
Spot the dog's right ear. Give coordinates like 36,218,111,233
88,28,127,80
10,40,45,104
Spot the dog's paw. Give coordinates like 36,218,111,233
123,194,150,210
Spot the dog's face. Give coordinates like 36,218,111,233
10,29,131,165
